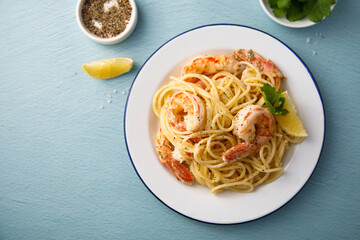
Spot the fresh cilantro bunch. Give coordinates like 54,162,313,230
260,83,289,116
268,0,336,22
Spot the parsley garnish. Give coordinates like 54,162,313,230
268,0,336,22
260,83,289,116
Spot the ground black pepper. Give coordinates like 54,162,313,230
82,0,132,38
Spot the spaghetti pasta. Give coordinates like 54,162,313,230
152,49,304,193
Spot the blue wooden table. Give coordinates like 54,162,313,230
0,1,359,239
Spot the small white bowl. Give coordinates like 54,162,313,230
76,0,138,45
259,0,336,28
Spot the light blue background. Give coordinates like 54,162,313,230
0,0,359,239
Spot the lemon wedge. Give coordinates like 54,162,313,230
82,58,133,80
276,91,308,137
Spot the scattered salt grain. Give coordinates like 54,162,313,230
122,91,126,95
113,89,118,93
100,105,104,109
312,50,317,56
314,41,318,46
108,99,112,103
306,37,311,43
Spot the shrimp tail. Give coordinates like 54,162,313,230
167,159,194,184
156,129,194,184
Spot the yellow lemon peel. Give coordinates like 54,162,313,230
82,58,133,80
276,91,308,137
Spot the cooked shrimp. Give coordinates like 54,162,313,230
222,105,275,163
182,55,239,76
155,129,194,184
182,55,239,88
165,92,205,132
233,49,285,89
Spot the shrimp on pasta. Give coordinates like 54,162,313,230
182,55,239,76
233,49,285,90
181,55,240,89
152,49,306,193
222,105,275,163
165,92,206,132
155,128,194,184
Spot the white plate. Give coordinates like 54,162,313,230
125,24,325,224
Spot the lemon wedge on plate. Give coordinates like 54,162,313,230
276,91,308,137
82,58,133,80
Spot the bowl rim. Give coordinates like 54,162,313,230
76,0,138,45
259,0,335,28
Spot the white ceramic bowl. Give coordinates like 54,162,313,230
259,0,336,28
76,0,138,45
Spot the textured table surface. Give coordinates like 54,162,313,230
0,1,359,239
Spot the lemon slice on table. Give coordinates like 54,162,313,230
82,58,133,80
276,91,308,137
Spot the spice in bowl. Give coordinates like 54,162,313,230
82,0,132,38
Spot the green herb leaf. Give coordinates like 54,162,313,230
286,0,306,21
267,0,336,23
277,0,292,9
304,0,336,22
260,83,289,116
273,7,287,18
268,0,278,8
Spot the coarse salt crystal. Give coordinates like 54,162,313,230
312,50,317,56
306,37,311,43
104,0,119,12
93,20,102,29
